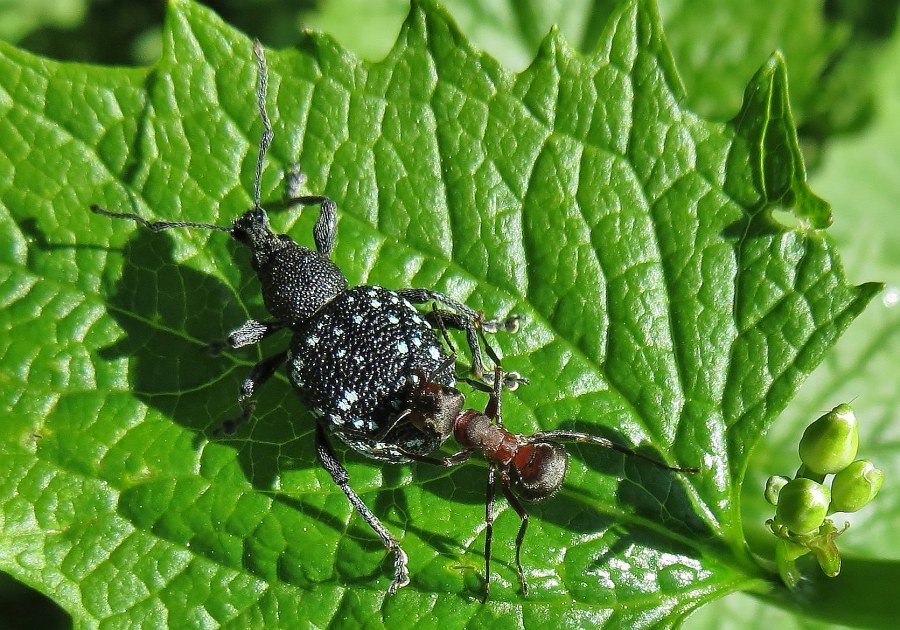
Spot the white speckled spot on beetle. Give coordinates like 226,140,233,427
387,314,399,324
338,390,358,411
352,314,363,324
336,348,346,358
334,327,343,336
389,294,399,303
329,413,344,426
411,336,422,347
428,346,441,360
370,299,382,308
306,334,320,346
403,299,417,312
397,341,408,354
410,374,420,383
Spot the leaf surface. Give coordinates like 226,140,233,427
0,0,876,626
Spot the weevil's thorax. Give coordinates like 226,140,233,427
232,207,348,326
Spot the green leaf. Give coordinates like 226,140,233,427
696,23,900,630
311,0,900,143
0,0,877,627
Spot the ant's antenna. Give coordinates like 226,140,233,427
252,39,273,210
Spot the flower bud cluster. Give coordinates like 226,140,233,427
764,404,883,586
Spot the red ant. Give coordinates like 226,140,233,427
403,334,699,601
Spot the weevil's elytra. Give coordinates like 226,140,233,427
289,285,457,461
90,40,696,600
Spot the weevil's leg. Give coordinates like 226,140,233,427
315,423,410,595
481,314,521,334
423,309,486,377
481,463,498,603
429,308,527,389
406,292,525,387
215,350,288,435
397,289,480,326
280,194,338,257
528,430,700,473
284,164,307,198
477,331,528,390
397,290,479,316
499,471,530,596
224,319,286,349
280,162,339,256
463,367,526,415
399,288,520,337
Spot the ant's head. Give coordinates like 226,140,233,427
406,380,465,442
509,441,568,501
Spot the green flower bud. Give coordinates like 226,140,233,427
798,404,859,474
775,478,831,534
830,459,884,513
765,475,791,505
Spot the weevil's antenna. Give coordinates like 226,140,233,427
88,44,280,234
252,39,273,210
89,204,232,232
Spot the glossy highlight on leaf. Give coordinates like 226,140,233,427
0,0,880,627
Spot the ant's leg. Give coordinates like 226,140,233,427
484,366,503,424
396,448,473,467
315,423,410,595
529,430,699,473
499,471,530,596
215,350,288,435
482,463,498,603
